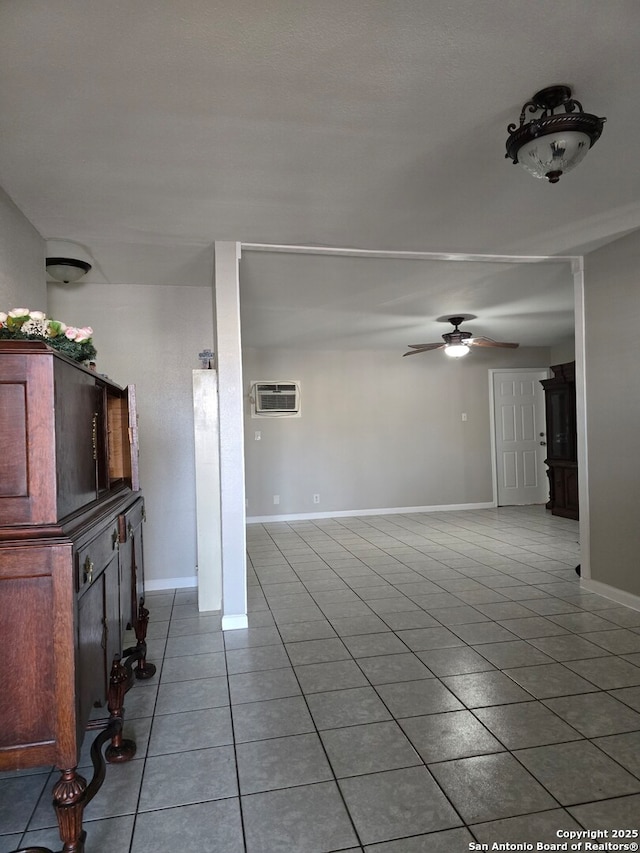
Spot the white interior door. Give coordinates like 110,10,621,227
492,369,549,506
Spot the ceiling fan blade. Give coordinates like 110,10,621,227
470,336,519,349
402,343,445,356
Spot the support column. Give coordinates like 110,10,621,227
214,241,248,630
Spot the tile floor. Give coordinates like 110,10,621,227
2,506,640,852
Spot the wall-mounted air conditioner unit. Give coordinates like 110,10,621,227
250,381,301,418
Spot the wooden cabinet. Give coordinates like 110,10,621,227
540,361,579,520
0,341,153,853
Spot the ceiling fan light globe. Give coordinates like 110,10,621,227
517,130,591,182
444,344,470,358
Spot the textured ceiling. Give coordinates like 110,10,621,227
1,0,638,347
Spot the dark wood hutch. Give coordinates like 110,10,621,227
0,341,154,853
540,361,579,520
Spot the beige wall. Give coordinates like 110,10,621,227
48,280,215,587
243,345,551,518
0,185,45,309
584,229,640,598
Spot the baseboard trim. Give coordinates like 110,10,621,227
247,501,496,524
145,576,197,592
222,614,249,631
580,577,640,613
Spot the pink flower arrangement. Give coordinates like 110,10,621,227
0,308,96,362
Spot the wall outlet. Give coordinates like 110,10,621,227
273,494,280,505
255,430,261,440
461,412,467,421
313,494,320,504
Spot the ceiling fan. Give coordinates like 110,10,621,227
403,316,519,359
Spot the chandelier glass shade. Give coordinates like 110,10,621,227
506,86,605,183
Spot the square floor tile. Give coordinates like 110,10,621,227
543,691,640,737
294,659,369,693
450,623,518,644
416,647,495,676
502,663,600,699
399,710,503,762
375,679,463,717
242,781,358,853
581,629,640,655
470,809,582,844
396,627,464,651
236,732,333,793
22,816,134,853
473,701,582,749
425,605,489,626
380,610,442,630
548,612,617,633
232,695,315,743
343,632,410,658
568,794,640,829
429,753,555,824
148,706,233,755
0,773,51,833
442,670,533,707
592,731,640,777
563,655,640,689
330,615,391,636
155,675,229,715
277,620,337,642
164,632,225,657
339,767,461,845
496,616,568,639
131,798,244,853
596,607,640,628
138,745,237,810
223,625,283,649
473,640,554,669
285,637,351,665
307,686,392,729
228,667,300,704
225,644,289,674
609,684,640,711
357,652,434,685
363,827,474,852
529,634,611,661
160,651,226,682
515,741,640,805
321,720,421,777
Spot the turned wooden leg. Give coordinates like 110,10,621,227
133,597,156,680
105,656,137,764
52,768,88,853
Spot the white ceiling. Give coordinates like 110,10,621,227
1,0,639,349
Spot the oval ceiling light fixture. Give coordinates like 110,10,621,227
45,239,92,283
505,85,606,183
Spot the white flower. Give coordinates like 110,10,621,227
8,308,30,318
0,312,7,325
29,310,47,321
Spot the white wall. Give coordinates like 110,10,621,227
0,185,45,309
243,345,551,518
584,229,640,600
550,338,575,365
48,281,215,587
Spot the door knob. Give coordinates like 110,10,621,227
540,441,546,446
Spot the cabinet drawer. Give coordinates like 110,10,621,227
120,497,145,542
76,522,121,591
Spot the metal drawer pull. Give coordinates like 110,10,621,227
112,529,119,550
128,522,134,540
91,413,98,460
83,556,94,585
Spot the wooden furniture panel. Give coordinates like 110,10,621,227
540,361,578,520
0,341,153,853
